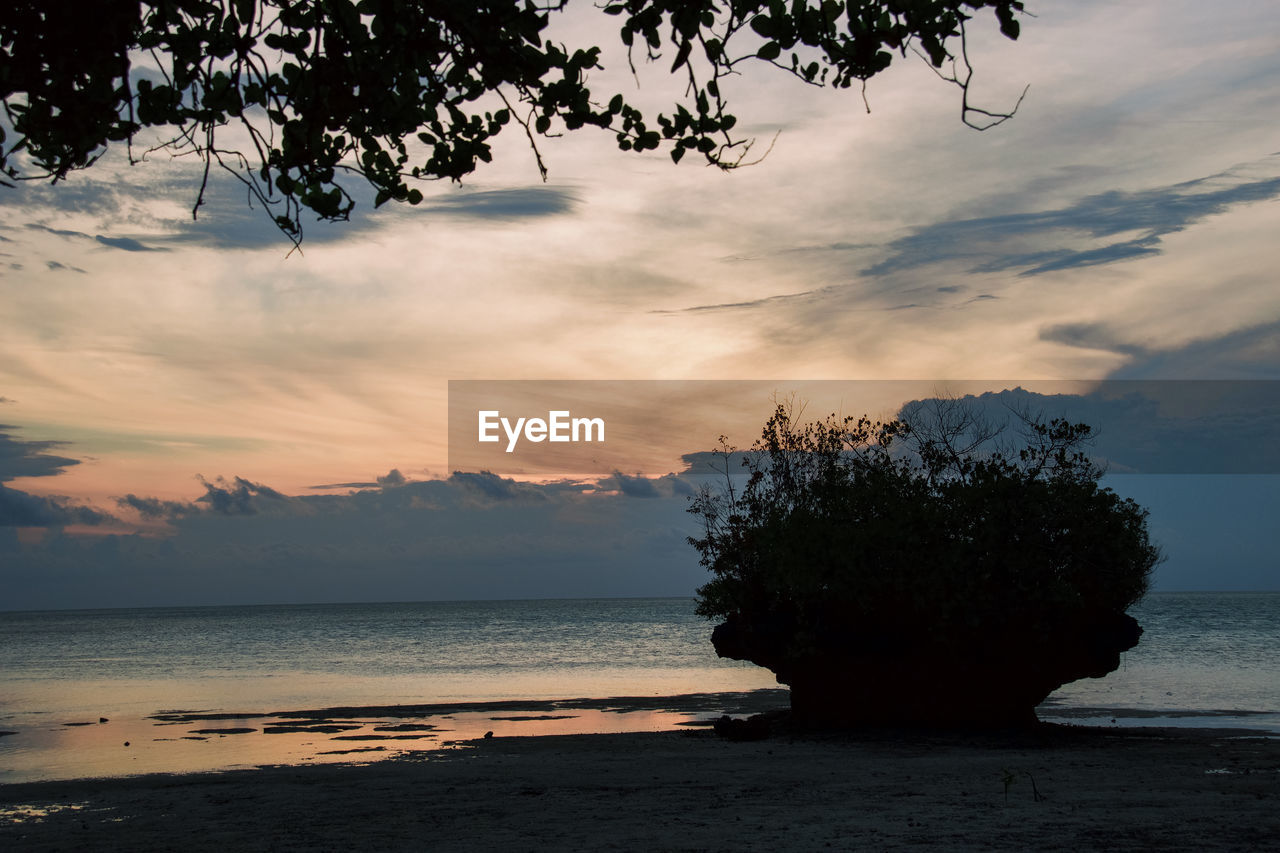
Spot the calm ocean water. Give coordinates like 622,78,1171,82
0,593,1276,781
1041,591,1280,730
0,598,775,723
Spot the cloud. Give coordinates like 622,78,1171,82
594,471,696,498
0,425,81,482
450,470,551,503
609,474,657,499
120,469,691,530
1040,322,1145,357
0,425,119,527
23,223,92,240
43,260,87,273
95,235,166,252
863,162,1280,279
896,384,1280,474
196,475,289,515
2,469,707,608
309,469,409,491
1116,322,1280,380
653,287,821,315
1017,237,1163,276
1043,319,1280,380
5,170,387,252
3,180,126,219
677,450,757,476
423,187,579,220
18,221,164,256
29,180,581,252
5,428,1275,609
649,160,1279,320
0,484,113,527
115,493,199,520
120,469,586,527
377,468,407,487
7,374,1280,606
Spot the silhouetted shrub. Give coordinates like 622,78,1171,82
691,400,1160,727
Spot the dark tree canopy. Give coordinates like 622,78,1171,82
1,1,1025,246
691,401,1159,727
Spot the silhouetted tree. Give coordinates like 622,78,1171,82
1,1,1026,246
691,400,1159,727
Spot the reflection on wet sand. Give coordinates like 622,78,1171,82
0,690,790,783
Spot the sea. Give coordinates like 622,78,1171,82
0,593,1276,783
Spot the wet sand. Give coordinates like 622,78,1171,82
0,691,794,783
3,723,1278,851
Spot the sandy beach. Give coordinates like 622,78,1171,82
3,721,1278,851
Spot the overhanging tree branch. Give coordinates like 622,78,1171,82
0,0,1028,245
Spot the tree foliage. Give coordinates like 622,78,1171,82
1,1,1025,246
690,400,1160,725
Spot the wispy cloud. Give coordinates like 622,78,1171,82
310,469,408,490
23,221,163,255
651,288,819,315
0,425,81,482
0,425,116,527
45,260,87,272
863,162,1280,278
6,171,383,252
423,186,579,220
1040,322,1147,357
1054,319,1280,381
95,235,166,252
24,223,92,240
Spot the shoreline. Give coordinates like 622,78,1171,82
4,724,1279,850
195,687,796,720
4,687,1279,788
0,690,795,786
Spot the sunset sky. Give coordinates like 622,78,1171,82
2,1,1278,609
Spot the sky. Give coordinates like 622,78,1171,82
1,0,1278,609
